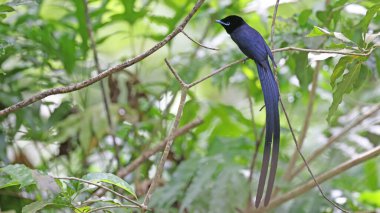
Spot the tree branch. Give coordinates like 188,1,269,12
279,99,348,212
254,146,380,212
289,104,380,180
181,30,218,51
270,0,280,50
0,0,206,116
142,60,189,207
1,43,376,117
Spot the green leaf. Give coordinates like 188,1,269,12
0,164,35,189
359,190,380,207
357,4,380,32
354,64,369,89
82,173,136,198
293,52,312,89
328,60,362,122
364,159,378,190
306,26,330,37
298,9,312,27
0,4,15,13
330,56,354,88
58,34,76,74
75,206,91,213
22,201,53,213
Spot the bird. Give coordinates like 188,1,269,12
216,15,280,208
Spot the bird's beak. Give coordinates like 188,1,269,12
215,20,230,26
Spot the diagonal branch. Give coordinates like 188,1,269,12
0,45,376,117
289,104,380,180
254,146,380,212
181,30,218,51
142,59,189,207
0,0,206,117
279,100,348,212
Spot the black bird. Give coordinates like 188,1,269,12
217,15,280,207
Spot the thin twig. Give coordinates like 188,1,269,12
117,118,203,177
272,46,374,56
270,0,280,50
189,19,213,59
143,60,189,207
0,0,206,116
82,0,120,169
279,100,349,212
188,58,246,88
283,62,321,181
53,176,146,210
165,59,188,88
289,104,380,180
181,30,218,51
254,146,380,212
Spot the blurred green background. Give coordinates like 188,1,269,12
0,0,379,212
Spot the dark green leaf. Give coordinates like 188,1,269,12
293,52,311,89
330,56,354,88
298,9,312,27
0,4,15,13
328,60,362,122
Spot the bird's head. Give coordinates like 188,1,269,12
216,15,245,34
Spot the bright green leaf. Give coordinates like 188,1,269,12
82,173,136,198
75,206,91,213
359,190,380,207
364,159,378,190
306,26,330,37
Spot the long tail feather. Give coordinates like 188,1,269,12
264,63,280,206
255,61,280,208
